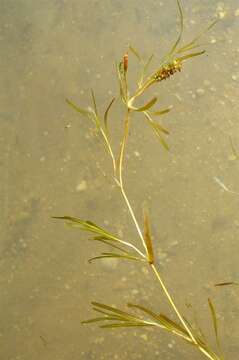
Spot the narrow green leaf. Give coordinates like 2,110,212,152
177,50,205,62
127,303,161,323
169,0,184,56
151,107,172,117
127,303,189,337
82,317,120,324
159,314,190,337
143,54,154,74
65,98,90,117
104,97,115,133
129,45,142,62
101,252,138,259
176,18,219,54
142,207,154,264
52,216,120,241
146,108,170,134
91,302,142,321
215,281,239,287
154,121,170,135
144,113,169,150
229,136,239,160
88,252,141,263
138,54,154,87
92,237,129,254
208,298,220,349
132,97,157,112
185,302,207,341
100,322,151,328
116,62,127,103
92,307,123,318
90,89,98,115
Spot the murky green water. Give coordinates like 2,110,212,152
1,0,238,359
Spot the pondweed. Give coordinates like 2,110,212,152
54,1,225,359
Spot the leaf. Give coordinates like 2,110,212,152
90,89,98,115
138,54,154,87
52,216,120,241
65,98,90,117
104,97,115,133
146,108,170,135
92,237,129,253
214,281,239,287
185,303,207,341
91,302,143,322
127,303,190,339
100,322,151,328
132,97,157,112
176,18,219,54
82,316,120,324
168,0,184,56
116,62,127,103
151,107,172,117
229,136,239,160
88,252,141,263
208,298,220,349
82,301,157,330
144,112,169,150
129,45,142,62
142,207,154,264
176,50,205,62
127,303,158,319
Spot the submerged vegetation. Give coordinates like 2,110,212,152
54,1,226,359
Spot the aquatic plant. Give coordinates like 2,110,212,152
54,1,224,359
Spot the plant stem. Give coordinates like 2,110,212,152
151,264,220,360
117,109,148,255
151,264,197,343
112,91,221,360
99,127,117,175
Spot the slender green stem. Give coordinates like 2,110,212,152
151,264,220,360
99,127,117,175
117,109,148,256
129,77,155,106
116,238,146,259
150,264,197,344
